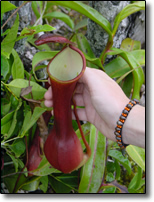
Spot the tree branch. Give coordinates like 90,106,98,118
1,1,31,30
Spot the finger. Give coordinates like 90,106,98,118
74,83,84,94
72,108,88,122
73,94,85,106
44,86,53,100
44,100,53,108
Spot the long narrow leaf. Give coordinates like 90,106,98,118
32,51,58,69
19,107,46,138
113,1,145,36
11,49,24,79
5,99,22,140
6,79,47,100
52,1,112,37
32,51,58,82
1,1,17,15
1,14,19,58
79,124,106,193
43,11,74,29
104,50,145,78
106,48,144,100
31,156,61,176
128,166,143,191
108,150,132,175
126,145,145,171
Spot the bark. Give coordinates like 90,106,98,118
86,1,145,61
2,1,34,72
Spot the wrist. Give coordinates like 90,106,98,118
122,104,145,148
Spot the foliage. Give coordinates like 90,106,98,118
1,1,145,193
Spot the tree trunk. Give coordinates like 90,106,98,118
86,1,145,61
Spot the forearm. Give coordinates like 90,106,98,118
122,104,145,148
97,101,145,148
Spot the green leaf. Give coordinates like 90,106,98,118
24,70,36,82
49,176,71,193
25,24,56,35
6,79,47,100
19,24,55,38
49,173,78,193
3,172,18,193
128,166,143,191
126,145,145,171
57,172,78,188
106,161,115,173
1,29,11,36
113,1,145,36
1,98,11,116
121,73,133,98
1,14,19,58
15,175,41,193
31,1,40,19
105,56,130,78
21,179,40,191
39,176,48,193
1,1,17,15
106,172,115,182
1,110,15,135
103,187,116,193
79,124,106,193
106,48,144,100
32,51,58,81
32,51,59,69
10,94,20,109
108,150,132,175
5,99,22,140
74,33,95,58
84,54,104,70
1,55,10,80
115,160,121,180
105,50,145,78
20,107,46,138
31,156,61,176
9,139,26,158
120,38,141,51
44,11,74,29
11,49,24,79
120,52,144,100
74,18,88,31
7,153,18,172
52,1,112,37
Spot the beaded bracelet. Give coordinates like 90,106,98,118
114,98,140,149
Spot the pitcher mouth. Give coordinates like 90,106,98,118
47,45,86,84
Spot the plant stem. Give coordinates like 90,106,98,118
1,1,31,30
100,39,113,65
72,97,91,157
1,171,29,179
34,1,47,26
4,162,14,166
1,137,20,146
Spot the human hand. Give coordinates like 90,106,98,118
44,67,129,141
